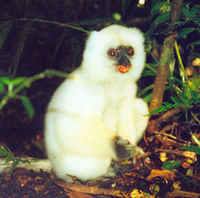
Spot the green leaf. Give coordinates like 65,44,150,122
179,146,200,155
0,77,26,86
11,77,26,86
168,76,184,85
143,93,152,103
194,19,200,26
162,102,173,109
0,77,12,85
154,11,170,27
170,96,180,104
19,95,35,118
173,103,183,108
182,5,192,17
162,160,180,170
191,91,199,100
142,70,157,77
190,76,200,92
0,146,8,156
151,2,170,17
170,96,183,107
190,5,200,17
5,151,15,164
137,84,154,97
149,108,160,115
177,28,196,40
179,93,189,102
180,92,194,105
188,40,200,46
195,98,200,104
151,2,165,14
0,82,6,93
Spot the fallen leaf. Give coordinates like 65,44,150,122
146,169,176,183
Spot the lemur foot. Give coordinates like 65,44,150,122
113,135,136,160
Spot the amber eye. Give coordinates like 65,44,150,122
127,47,134,56
107,48,117,58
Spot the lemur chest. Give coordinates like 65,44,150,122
101,83,127,132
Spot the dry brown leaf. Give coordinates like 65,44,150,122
146,169,176,183
56,180,123,197
192,58,200,66
65,189,93,198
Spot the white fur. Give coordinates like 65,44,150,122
44,25,149,182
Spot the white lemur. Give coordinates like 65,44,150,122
44,24,149,182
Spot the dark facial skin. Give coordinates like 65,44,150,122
107,46,134,73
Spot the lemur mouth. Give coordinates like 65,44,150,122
114,65,131,73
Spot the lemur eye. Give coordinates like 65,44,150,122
127,47,134,56
107,48,117,58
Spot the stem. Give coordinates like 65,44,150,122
19,18,90,33
174,41,188,82
0,69,69,111
145,63,157,74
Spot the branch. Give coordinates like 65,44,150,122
148,0,184,133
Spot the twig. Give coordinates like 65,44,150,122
155,134,187,148
157,105,185,124
55,181,123,197
152,130,188,143
155,148,197,161
165,190,200,198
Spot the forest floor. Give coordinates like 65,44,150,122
0,121,200,198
